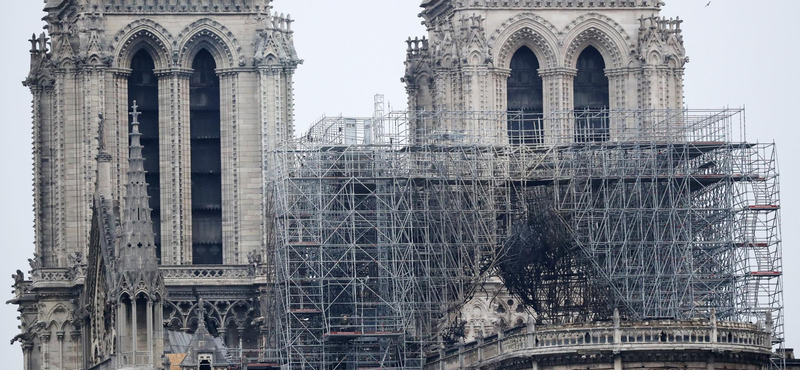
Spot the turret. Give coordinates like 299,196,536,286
113,102,165,370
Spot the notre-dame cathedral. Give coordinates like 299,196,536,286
11,1,786,370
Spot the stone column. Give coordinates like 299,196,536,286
491,67,511,112
57,330,64,370
155,68,194,265
117,303,126,357
639,66,656,111
23,342,33,370
154,299,164,361
606,68,629,139
258,66,284,265
146,299,153,366
131,299,137,362
70,330,81,370
540,68,577,144
219,70,240,265
110,69,131,205
41,333,51,370
672,67,685,110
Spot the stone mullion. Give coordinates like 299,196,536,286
178,72,193,265
156,69,193,265
155,71,174,265
219,72,237,264
540,68,576,143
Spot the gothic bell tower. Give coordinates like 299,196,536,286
404,0,687,142
14,1,301,370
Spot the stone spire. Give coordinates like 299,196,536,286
117,101,160,279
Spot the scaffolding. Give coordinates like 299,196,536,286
269,106,784,370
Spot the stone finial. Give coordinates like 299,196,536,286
196,299,208,330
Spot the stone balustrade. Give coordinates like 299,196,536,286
85,0,271,13
29,265,264,288
425,318,772,370
160,265,265,285
452,0,662,8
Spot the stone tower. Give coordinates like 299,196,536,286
404,0,687,142
13,1,299,370
403,0,689,339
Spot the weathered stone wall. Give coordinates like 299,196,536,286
404,1,687,135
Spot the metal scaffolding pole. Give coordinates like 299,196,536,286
268,108,784,370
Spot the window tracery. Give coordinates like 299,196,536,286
190,49,223,265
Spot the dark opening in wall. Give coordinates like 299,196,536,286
135,295,148,350
507,46,544,144
128,50,161,261
190,49,223,265
573,46,610,142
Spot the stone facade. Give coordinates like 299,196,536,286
9,1,783,370
425,314,774,370
13,1,297,370
404,0,687,141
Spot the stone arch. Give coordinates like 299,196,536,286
490,13,560,69
176,18,244,69
44,304,70,328
562,14,633,69
110,19,175,70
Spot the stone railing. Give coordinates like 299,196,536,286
453,0,661,9
87,0,271,13
28,265,264,287
425,318,772,370
30,268,81,289
161,265,262,285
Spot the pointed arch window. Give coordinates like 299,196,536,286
573,46,610,142
128,50,161,261
507,46,544,144
190,49,223,265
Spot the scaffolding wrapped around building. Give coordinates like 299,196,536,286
268,106,783,370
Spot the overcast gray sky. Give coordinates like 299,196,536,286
1,0,798,367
